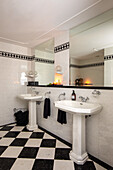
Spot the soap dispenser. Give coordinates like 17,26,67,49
71,90,76,100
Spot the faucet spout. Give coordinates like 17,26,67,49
58,92,66,101
79,96,89,102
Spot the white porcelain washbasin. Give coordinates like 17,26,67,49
18,94,43,101
55,100,102,115
18,93,43,131
55,100,102,165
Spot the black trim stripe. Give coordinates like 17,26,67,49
38,126,113,169
104,55,113,60
38,126,72,147
88,154,113,170
0,51,34,61
54,42,70,53
0,122,16,127
70,62,104,68
0,51,54,64
27,84,113,90
35,57,54,64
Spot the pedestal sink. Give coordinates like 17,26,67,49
18,94,43,130
55,100,102,165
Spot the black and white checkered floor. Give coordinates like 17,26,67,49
0,124,107,170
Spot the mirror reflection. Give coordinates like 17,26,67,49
70,8,113,86
34,9,113,87
35,39,54,85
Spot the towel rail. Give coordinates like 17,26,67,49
45,91,51,98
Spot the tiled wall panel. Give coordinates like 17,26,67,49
28,86,113,167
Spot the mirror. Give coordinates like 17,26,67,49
70,8,113,87
34,8,113,87
35,38,54,85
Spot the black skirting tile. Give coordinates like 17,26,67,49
10,138,28,146
74,161,96,170
55,148,71,160
30,132,44,139
40,139,56,148
18,147,39,158
0,126,14,131
4,131,20,138
0,146,7,155
32,159,54,170
0,157,16,170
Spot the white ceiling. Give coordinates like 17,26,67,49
1,0,113,48
70,8,113,59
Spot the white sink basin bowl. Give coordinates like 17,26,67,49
55,100,102,115
18,94,43,131
18,94,42,101
55,100,102,165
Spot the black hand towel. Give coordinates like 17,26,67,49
43,98,51,119
57,109,67,124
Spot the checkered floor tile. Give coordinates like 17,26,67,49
0,124,108,170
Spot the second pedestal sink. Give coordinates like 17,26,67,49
55,100,102,165
18,94,43,130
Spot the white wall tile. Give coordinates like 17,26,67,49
0,41,32,125
31,87,113,167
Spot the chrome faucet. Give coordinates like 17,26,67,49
30,87,39,95
58,92,66,101
79,96,89,102
92,89,101,95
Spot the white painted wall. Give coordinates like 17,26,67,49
104,46,113,56
54,31,70,85
35,50,54,85
0,41,32,125
0,41,32,56
104,46,113,86
28,86,113,167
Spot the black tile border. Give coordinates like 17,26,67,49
0,51,55,65
35,57,54,64
0,122,16,127
38,126,72,148
104,55,113,60
0,51,34,61
38,126,113,169
70,62,104,68
88,154,113,170
54,42,70,53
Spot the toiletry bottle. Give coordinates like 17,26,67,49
71,90,76,100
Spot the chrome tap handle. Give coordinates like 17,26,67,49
79,96,89,102
58,92,66,101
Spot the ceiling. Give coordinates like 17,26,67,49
1,0,113,48
70,8,113,59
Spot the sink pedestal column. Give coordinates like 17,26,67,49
27,101,38,131
70,114,88,165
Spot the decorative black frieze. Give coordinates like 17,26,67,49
35,57,54,64
70,62,104,68
104,55,113,60
0,51,34,61
54,42,70,53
